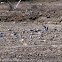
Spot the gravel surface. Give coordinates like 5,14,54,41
0,1,62,62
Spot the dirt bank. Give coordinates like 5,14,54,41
0,2,62,62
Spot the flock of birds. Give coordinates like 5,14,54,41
0,1,62,45
0,25,62,42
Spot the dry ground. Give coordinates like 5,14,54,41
0,1,62,62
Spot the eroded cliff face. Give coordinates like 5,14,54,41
0,2,62,22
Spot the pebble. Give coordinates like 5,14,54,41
60,34,62,37
23,43,27,46
0,32,6,37
29,29,34,31
12,32,17,35
57,29,61,32
55,35,58,38
0,34,3,37
39,34,43,38
38,32,43,38
8,29,12,31
53,28,57,31
3,35,6,37
53,28,62,32
30,10,34,14
37,29,41,32
19,39,24,42
0,32,4,34
34,42,37,45
15,36,18,38
30,35,36,39
11,34,14,36
6,37,10,39
8,33,11,36
34,30,38,32
38,31,41,35
51,45,58,48
20,35,24,38
22,29,25,34
52,36,55,39
1,37,6,39
41,40,46,42
30,35,33,39
30,32,35,35
25,9,28,12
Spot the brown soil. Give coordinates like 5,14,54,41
0,1,62,62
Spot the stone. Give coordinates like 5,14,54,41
0,32,3,34
22,29,25,34
30,35,33,39
15,36,18,38
8,29,12,31
60,34,62,37
30,32,35,35
37,29,41,32
29,29,34,31
20,35,24,38
53,28,57,31
57,29,61,32
38,32,43,38
55,35,58,38
34,30,38,32
6,37,10,39
34,42,37,45
19,39,24,42
12,32,17,35
0,34,3,37
23,43,27,46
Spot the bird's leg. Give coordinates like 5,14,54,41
7,0,15,10
14,0,21,9
7,0,21,10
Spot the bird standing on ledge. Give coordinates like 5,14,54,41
0,0,21,10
